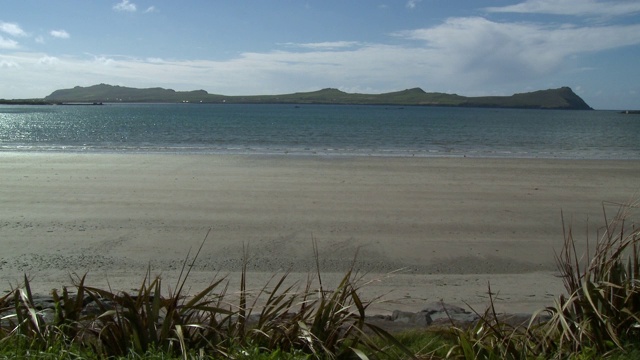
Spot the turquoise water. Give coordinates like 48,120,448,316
0,103,638,159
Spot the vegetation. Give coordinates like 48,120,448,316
462,87,592,110
40,84,593,109
437,200,640,360
1,202,638,359
0,99,53,105
0,237,413,359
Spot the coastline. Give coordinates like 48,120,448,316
1,153,638,314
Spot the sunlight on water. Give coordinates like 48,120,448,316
0,104,638,159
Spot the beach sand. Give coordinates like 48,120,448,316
1,153,638,314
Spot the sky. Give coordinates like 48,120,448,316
1,0,639,109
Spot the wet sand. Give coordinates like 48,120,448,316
1,153,638,313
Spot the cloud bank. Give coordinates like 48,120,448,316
0,36,18,49
485,0,640,16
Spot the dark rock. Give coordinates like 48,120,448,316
411,311,433,326
391,310,414,323
422,302,467,315
391,310,433,326
422,302,478,323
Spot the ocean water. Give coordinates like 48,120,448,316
0,103,638,159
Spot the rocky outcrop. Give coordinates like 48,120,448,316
4,294,548,335
366,302,551,333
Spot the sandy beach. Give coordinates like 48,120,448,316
1,153,638,314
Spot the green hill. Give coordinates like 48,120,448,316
44,84,213,103
461,87,592,110
42,84,592,110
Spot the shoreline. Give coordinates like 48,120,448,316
1,153,638,314
2,149,640,161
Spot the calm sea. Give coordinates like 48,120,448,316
0,103,638,159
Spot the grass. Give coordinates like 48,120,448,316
434,200,640,360
0,232,413,359
541,201,640,357
1,202,639,359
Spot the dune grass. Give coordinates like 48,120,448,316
1,202,639,359
0,233,414,359
436,200,640,360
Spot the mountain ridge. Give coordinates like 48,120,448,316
42,84,593,110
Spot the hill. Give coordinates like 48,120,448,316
43,84,592,110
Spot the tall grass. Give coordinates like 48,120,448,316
1,201,639,359
0,233,412,359
541,201,640,356
441,200,640,360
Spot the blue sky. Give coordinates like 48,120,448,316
1,0,639,109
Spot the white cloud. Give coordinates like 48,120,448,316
406,0,421,9
50,30,70,39
93,56,115,66
36,55,61,67
113,0,137,12
37,56,59,65
284,41,361,50
35,35,45,44
485,0,640,17
0,35,19,49
0,60,19,68
144,6,157,13
394,16,640,82
0,22,27,37
0,26,627,96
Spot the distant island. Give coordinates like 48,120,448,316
2,84,594,110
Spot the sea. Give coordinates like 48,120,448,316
0,103,638,159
